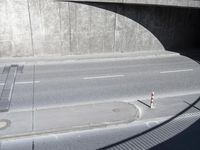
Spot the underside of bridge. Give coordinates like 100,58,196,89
0,0,200,57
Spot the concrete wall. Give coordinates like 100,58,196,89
0,0,200,57
0,0,33,57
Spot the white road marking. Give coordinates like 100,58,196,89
0,81,40,86
160,69,193,74
15,81,40,85
83,74,125,80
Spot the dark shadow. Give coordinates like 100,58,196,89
98,96,200,150
137,100,150,108
184,101,200,111
150,119,200,150
60,1,200,62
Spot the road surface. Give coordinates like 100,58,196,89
0,55,198,111
0,54,200,150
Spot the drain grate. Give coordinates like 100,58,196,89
0,65,23,112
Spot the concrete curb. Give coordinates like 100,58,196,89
0,51,180,66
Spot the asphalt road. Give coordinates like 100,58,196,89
0,54,200,150
3,55,200,111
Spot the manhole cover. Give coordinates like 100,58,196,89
112,108,121,112
0,119,10,130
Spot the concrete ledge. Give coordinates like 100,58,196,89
60,0,200,8
0,51,179,66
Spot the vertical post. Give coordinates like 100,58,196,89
150,91,155,109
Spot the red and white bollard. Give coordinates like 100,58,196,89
150,91,155,109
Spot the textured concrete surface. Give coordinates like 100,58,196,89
0,0,199,57
0,102,138,139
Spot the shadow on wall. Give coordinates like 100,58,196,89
65,1,200,61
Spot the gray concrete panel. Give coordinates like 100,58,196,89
98,4,116,53
28,0,44,56
115,6,137,52
37,0,61,55
29,0,62,56
69,2,80,54
59,2,71,55
0,1,12,57
69,3,91,54
0,0,32,57
9,0,33,57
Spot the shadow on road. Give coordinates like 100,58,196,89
137,100,150,108
184,101,200,111
150,119,200,150
98,96,200,150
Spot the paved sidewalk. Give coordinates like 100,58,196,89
0,102,139,140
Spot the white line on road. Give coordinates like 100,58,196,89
83,74,125,80
160,69,193,74
16,81,40,85
0,81,40,86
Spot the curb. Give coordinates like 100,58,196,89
0,51,180,66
